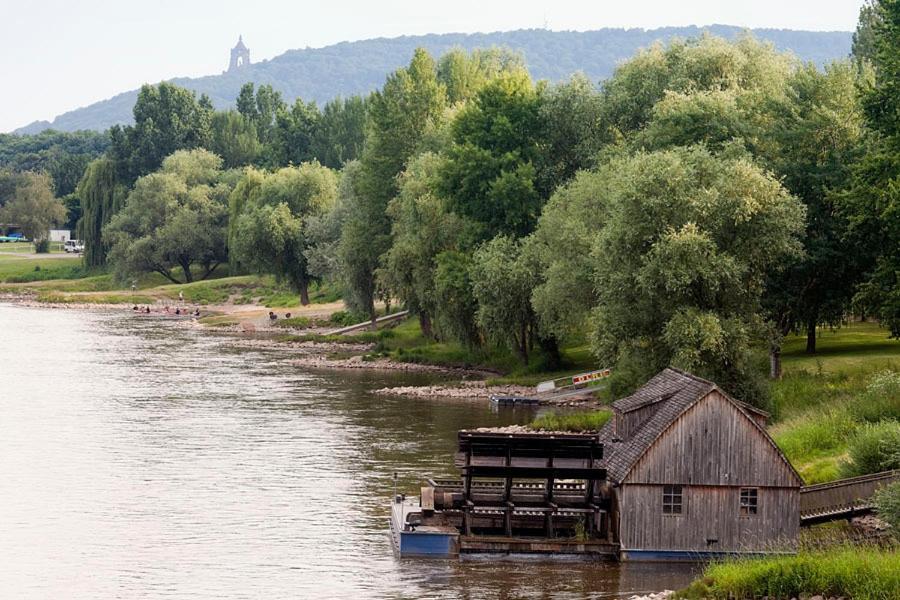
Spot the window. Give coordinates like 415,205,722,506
662,485,682,514
740,488,758,516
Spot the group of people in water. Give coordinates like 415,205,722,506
131,304,201,317
131,289,200,317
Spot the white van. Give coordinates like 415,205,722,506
64,240,84,253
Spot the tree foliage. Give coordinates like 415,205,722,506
110,83,215,183
341,48,447,319
843,0,900,336
0,171,66,246
439,71,544,238
76,158,127,267
589,147,805,403
470,235,542,364
233,162,337,304
379,152,465,336
104,149,230,283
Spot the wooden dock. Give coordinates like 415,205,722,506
800,469,899,526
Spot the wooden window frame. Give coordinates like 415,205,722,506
662,484,683,515
739,487,758,516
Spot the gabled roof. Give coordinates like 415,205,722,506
599,367,794,484
600,368,713,481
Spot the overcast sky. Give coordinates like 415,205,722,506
0,0,865,133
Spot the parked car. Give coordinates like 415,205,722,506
64,239,84,253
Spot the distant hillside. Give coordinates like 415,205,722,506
14,25,852,134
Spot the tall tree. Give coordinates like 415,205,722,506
537,74,608,190
762,63,866,357
340,48,446,320
843,0,900,336
437,47,526,105
236,83,286,148
470,235,545,365
76,158,126,267
233,162,337,304
378,153,465,337
854,0,884,65
272,98,320,167
311,96,368,169
109,82,215,182
589,147,805,405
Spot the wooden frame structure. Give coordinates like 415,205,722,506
454,431,606,538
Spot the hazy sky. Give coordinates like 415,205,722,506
1,0,865,133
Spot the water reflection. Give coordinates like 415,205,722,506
0,304,697,598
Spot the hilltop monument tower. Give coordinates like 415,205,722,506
228,36,251,71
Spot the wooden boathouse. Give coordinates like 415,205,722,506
394,368,897,559
598,368,802,560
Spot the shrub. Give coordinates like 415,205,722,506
874,481,900,532
852,370,900,423
273,316,312,329
842,420,900,477
33,239,50,253
329,310,365,326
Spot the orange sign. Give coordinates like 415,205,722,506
572,369,612,385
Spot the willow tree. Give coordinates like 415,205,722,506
232,162,337,304
76,158,125,267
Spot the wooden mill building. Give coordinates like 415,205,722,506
597,368,802,560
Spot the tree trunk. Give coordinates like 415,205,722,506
418,311,434,339
200,262,221,280
769,347,782,380
518,322,529,365
537,335,562,371
181,262,194,284
299,281,310,306
805,318,817,354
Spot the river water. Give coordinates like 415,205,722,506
0,304,697,599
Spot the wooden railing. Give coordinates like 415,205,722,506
800,470,899,525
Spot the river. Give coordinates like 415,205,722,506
0,304,697,599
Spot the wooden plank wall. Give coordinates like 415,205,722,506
626,391,800,488
618,484,799,552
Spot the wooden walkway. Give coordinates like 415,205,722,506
326,310,409,335
800,469,899,526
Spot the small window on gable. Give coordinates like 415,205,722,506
740,488,758,516
662,484,682,514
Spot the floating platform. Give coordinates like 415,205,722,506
390,497,459,557
489,394,540,405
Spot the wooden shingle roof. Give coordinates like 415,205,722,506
600,368,714,482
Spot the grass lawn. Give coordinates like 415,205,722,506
770,322,899,483
0,254,88,283
0,241,69,254
782,321,900,374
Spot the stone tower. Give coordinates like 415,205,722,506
228,36,251,71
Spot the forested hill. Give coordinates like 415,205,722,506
15,25,852,134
